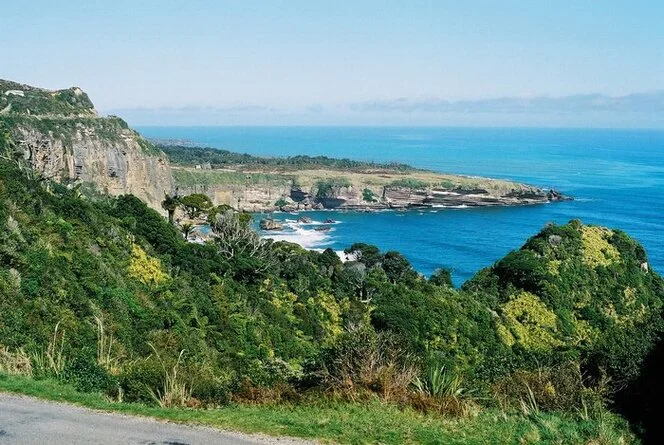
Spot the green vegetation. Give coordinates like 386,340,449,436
434,179,457,189
178,193,213,218
362,188,377,202
0,129,661,442
0,115,131,149
161,194,180,223
172,168,290,187
464,220,663,386
388,178,430,189
0,79,160,157
0,79,95,116
314,177,352,198
160,143,415,172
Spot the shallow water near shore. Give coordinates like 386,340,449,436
140,126,664,286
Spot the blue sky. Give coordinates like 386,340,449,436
3,1,664,126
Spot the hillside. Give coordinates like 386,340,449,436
162,143,568,211
1,141,662,441
0,79,173,210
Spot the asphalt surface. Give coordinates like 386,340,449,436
0,393,311,445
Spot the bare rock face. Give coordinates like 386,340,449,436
305,184,569,210
14,121,173,209
176,181,292,212
1,79,174,211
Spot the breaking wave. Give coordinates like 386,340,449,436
260,219,337,249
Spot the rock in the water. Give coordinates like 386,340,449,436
547,189,569,201
298,216,313,223
259,219,283,231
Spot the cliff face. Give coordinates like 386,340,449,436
301,184,565,210
163,143,571,213
176,180,293,212
171,165,568,212
0,80,173,210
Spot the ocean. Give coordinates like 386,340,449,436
138,126,664,286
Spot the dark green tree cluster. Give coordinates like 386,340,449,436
159,144,414,172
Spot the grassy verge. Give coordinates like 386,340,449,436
0,374,634,444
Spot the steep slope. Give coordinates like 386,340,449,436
0,79,173,210
463,220,664,384
0,153,657,442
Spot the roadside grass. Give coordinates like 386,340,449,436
0,374,635,444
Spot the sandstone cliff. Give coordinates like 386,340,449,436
171,164,569,212
0,80,173,210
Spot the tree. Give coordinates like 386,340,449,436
362,188,377,202
179,222,195,240
382,251,417,284
179,194,212,219
430,268,453,287
210,210,273,269
344,243,382,268
207,204,233,223
161,193,180,224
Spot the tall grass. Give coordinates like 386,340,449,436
94,315,121,374
411,365,477,417
519,384,541,416
412,365,466,399
31,322,67,377
148,344,191,408
0,345,32,376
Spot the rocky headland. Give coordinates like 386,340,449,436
168,151,570,213
0,79,173,210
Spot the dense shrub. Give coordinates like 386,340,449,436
119,359,164,403
62,354,116,393
316,325,418,401
492,362,592,412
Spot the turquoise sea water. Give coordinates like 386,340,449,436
139,126,664,286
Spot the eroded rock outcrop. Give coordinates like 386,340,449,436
291,184,570,210
0,79,174,211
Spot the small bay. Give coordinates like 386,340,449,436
139,126,664,285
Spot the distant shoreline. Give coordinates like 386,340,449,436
161,143,570,213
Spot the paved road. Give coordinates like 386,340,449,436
0,393,311,445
